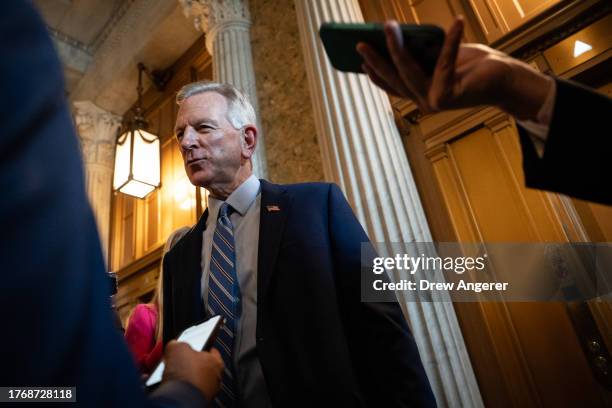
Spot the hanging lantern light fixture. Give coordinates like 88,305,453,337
112,63,162,199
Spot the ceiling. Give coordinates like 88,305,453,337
34,0,125,48
32,0,202,115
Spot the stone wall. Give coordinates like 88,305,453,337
249,0,324,184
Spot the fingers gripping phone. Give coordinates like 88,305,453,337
319,22,445,75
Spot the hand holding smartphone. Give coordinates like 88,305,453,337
319,22,445,75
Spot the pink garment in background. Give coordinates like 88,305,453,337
124,303,163,374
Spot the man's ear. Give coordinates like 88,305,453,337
241,125,257,159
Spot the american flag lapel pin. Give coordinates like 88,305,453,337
266,205,281,212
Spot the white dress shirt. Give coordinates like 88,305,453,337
516,79,557,158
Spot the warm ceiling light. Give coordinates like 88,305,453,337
573,40,592,58
113,63,161,199
113,128,160,199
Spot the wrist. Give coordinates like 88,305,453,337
501,59,553,122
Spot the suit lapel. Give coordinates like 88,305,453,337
257,180,292,303
183,209,209,324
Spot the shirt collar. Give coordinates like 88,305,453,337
207,175,260,219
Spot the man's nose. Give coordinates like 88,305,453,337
180,126,198,151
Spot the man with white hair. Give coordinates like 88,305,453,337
162,81,435,408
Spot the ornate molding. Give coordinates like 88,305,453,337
425,143,448,162
484,110,514,134
50,31,93,75
179,0,250,33
496,0,610,61
71,0,191,113
49,28,91,54
420,106,500,152
179,0,251,54
115,244,163,280
73,100,122,167
91,0,138,52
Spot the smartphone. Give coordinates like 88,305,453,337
319,22,445,75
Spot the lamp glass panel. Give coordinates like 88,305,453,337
120,179,155,199
113,130,132,190
132,129,161,187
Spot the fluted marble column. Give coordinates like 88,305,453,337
179,0,267,178
294,1,483,406
73,101,122,265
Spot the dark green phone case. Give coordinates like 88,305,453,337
319,22,445,75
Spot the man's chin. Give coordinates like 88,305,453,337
186,173,211,189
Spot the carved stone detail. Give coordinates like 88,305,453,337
179,0,250,53
72,100,122,264
73,101,122,168
180,0,250,31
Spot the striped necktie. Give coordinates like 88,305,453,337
207,202,241,407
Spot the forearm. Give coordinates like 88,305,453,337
499,58,555,122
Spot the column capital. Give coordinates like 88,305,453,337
73,100,122,142
179,0,251,53
73,100,122,167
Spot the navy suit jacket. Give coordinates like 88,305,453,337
0,2,205,406
163,180,436,407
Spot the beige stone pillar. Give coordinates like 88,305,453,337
73,101,122,265
179,0,268,178
294,1,483,406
